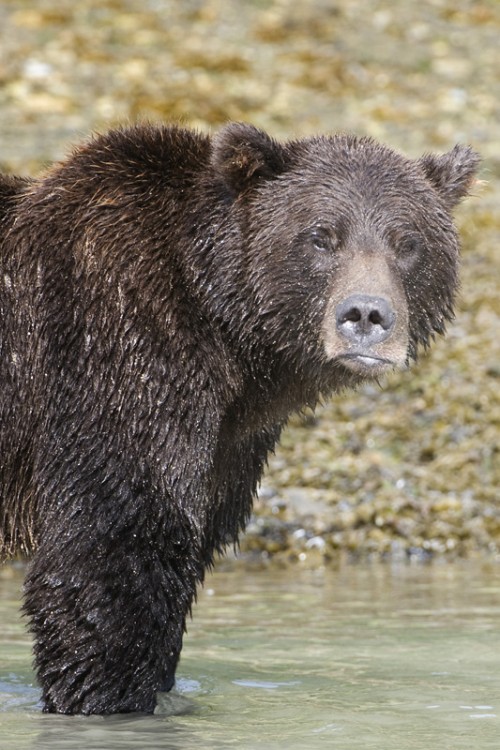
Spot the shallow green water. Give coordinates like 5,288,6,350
1,561,499,749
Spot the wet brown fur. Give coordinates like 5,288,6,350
0,123,479,714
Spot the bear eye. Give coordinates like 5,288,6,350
399,236,423,263
309,226,338,253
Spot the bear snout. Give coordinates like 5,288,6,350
335,294,396,346
322,287,409,376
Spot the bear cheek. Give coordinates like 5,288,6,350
320,263,410,376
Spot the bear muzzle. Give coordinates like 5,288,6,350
335,294,396,346
322,291,409,376
332,294,398,374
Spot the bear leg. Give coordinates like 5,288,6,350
23,533,198,714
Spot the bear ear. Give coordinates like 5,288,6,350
211,122,290,196
418,144,480,208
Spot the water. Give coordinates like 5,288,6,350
1,561,499,749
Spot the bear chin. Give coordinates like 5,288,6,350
335,353,400,376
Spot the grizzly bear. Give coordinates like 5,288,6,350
0,123,478,714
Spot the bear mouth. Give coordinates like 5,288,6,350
336,352,396,375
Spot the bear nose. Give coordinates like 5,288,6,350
335,294,395,345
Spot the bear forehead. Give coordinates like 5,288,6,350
296,133,407,161
288,135,422,187
253,137,439,228
260,142,431,225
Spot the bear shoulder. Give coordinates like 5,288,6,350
40,124,213,202
0,174,32,221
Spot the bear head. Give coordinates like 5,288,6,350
209,124,479,389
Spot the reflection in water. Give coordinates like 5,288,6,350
1,561,499,749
